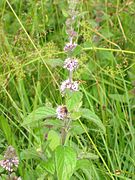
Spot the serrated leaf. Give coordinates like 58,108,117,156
55,145,77,180
66,91,83,111
48,130,61,151
70,121,85,135
22,107,56,126
80,109,105,133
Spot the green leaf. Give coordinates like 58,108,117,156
97,51,115,66
55,145,77,180
42,157,55,175
22,106,56,126
75,159,97,179
72,46,82,56
70,112,82,120
75,159,91,171
100,28,114,38
61,9,69,17
45,58,63,67
48,130,61,151
20,148,40,160
36,164,45,179
80,109,105,133
66,91,83,111
70,121,86,135
0,116,15,145
44,119,62,128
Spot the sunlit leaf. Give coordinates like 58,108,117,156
43,157,55,175
80,108,105,133
48,130,61,151
55,145,77,180
70,121,86,135
66,91,83,111
22,107,56,126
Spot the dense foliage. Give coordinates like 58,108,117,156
0,0,135,179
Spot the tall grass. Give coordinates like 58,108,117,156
0,0,135,179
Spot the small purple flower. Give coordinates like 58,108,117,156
60,79,79,93
60,79,71,92
64,42,77,52
0,157,19,172
64,57,78,71
0,146,19,173
56,105,68,120
71,80,79,91
66,29,77,38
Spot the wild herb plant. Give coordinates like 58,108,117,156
0,0,135,179
0,146,21,179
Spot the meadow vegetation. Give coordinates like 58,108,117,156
0,0,135,179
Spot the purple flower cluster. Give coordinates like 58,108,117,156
62,0,79,92
0,157,19,172
66,29,77,38
64,42,77,52
60,79,79,93
0,146,19,173
63,1,79,53
56,0,79,120
64,57,78,71
56,105,68,120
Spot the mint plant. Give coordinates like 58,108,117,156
0,146,20,180
21,1,106,179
